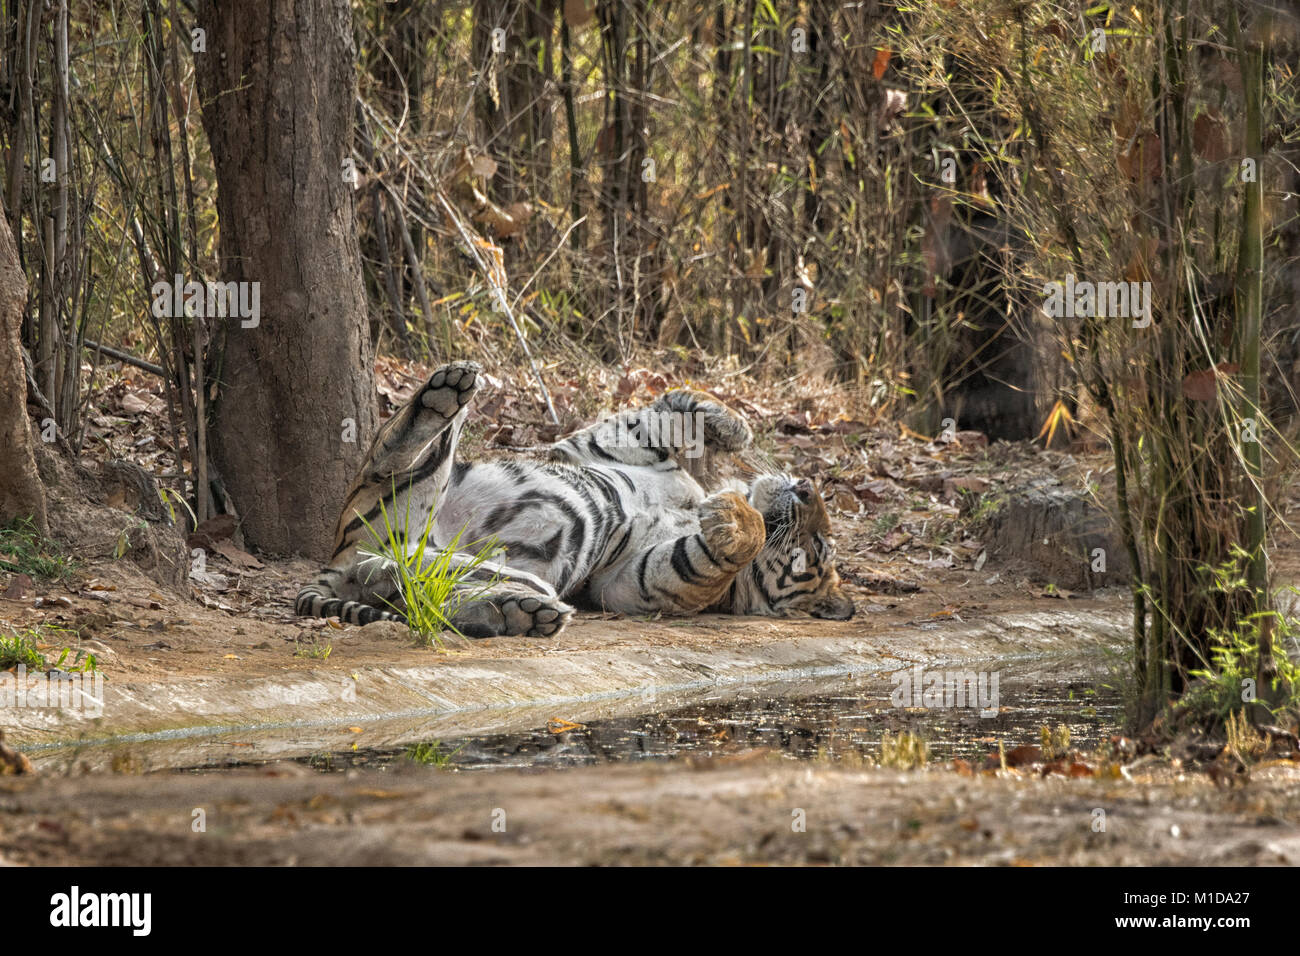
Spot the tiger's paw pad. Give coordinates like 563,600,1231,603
420,361,481,418
699,403,752,452
500,594,574,637
699,492,765,566
662,390,752,452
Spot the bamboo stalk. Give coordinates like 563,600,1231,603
436,190,559,425
83,339,166,377
559,9,583,250
38,216,55,412
383,180,436,353
373,186,413,355
141,0,190,530
170,0,211,523
53,0,79,439
1238,29,1266,609
4,2,28,223
1237,23,1283,716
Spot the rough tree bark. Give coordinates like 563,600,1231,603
195,0,376,557
0,192,47,533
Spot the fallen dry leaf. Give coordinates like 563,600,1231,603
547,718,586,734
211,540,265,570
188,514,239,550
872,47,892,79
1182,363,1239,402
0,731,33,775
1193,110,1230,163
1003,745,1043,768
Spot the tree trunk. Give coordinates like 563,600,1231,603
195,0,376,557
0,191,46,534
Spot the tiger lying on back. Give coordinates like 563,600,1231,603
295,361,854,637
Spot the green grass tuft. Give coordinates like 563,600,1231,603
0,627,99,674
294,640,332,660
0,630,47,671
357,483,502,647
405,739,461,767
0,517,75,581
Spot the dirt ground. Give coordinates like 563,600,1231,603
0,553,1128,691
3,358,1299,865
2,756,1298,866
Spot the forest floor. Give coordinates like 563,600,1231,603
2,354,1299,864
3,751,1300,865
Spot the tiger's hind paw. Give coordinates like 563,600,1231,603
500,594,574,637
420,361,481,420
451,588,574,638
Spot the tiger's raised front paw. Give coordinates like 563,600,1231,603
420,361,481,420
699,491,766,567
659,389,752,452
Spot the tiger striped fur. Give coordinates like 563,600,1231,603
295,361,854,637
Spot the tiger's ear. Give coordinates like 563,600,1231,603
804,481,833,534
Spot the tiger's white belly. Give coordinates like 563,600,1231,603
434,459,704,601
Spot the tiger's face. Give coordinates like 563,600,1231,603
734,475,855,620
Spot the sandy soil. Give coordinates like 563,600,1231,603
2,756,1298,866
0,555,1124,685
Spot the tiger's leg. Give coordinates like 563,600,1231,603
317,551,574,637
334,360,481,554
589,492,765,614
296,361,481,624
396,553,574,638
363,361,481,481
548,388,751,469
430,557,573,637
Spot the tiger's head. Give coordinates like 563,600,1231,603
729,475,855,621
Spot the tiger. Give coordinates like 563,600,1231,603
295,361,855,637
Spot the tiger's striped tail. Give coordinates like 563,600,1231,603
294,575,406,626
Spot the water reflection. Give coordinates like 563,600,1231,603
304,659,1121,773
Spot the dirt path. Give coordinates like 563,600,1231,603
3,757,1298,866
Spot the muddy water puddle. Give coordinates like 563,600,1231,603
246,655,1123,775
